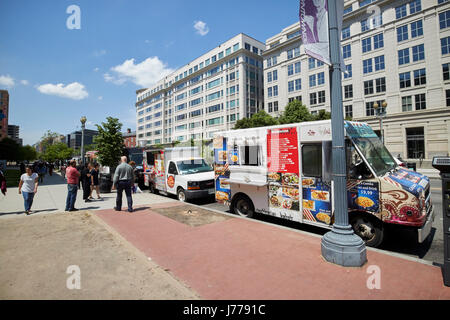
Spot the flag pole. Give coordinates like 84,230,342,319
320,0,367,267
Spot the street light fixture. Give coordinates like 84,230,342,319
80,116,87,164
373,101,387,144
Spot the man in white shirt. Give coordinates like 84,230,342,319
18,166,39,215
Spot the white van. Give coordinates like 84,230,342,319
143,147,215,202
213,120,434,247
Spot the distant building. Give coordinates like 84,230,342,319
7,124,22,146
0,90,9,140
123,128,137,148
66,129,98,150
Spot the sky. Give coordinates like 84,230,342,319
0,0,300,146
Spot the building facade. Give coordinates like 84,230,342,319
136,33,265,146
66,129,98,150
123,128,137,148
0,90,9,140
263,0,450,166
7,125,22,146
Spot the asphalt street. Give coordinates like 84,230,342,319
192,178,445,265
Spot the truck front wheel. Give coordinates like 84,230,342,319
350,213,384,248
177,188,186,202
232,195,254,218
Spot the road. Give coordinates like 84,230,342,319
193,178,445,265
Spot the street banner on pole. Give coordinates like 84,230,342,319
299,0,344,68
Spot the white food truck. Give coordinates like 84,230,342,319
213,120,434,247
143,147,215,202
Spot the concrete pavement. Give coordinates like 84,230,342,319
0,172,174,217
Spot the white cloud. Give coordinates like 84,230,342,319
0,75,15,88
105,57,174,88
93,49,107,57
194,20,209,36
20,80,29,85
98,96,103,100
36,82,89,100
93,67,100,72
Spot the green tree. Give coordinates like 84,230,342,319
41,142,74,162
40,130,60,151
20,145,38,161
313,109,331,121
278,100,314,124
94,117,124,168
233,110,278,129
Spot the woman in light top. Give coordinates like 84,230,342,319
18,165,39,215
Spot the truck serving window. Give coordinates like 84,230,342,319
302,144,322,177
146,152,155,166
240,146,260,166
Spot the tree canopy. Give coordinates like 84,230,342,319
234,110,278,129
94,117,124,168
0,138,37,162
40,142,74,162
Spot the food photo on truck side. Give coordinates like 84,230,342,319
212,120,434,248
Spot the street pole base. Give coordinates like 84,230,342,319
321,224,367,267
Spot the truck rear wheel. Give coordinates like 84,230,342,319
350,213,384,248
232,195,254,218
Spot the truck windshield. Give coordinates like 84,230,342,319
351,136,396,176
177,160,213,175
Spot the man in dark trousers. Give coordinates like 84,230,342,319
80,163,92,203
113,156,134,212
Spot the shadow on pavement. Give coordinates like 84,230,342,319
0,208,59,216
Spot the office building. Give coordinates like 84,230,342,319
66,129,98,150
8,124,22,146
263,0,450,165
135,33,265,146
0,90,9,140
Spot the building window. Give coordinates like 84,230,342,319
402,96,412,112
295,62,301,74
411,20,423,38
398,48,410,65
309,74,317,87
288,80,294,92
308,57,316,69
397,25,408,42
317,72,325,85
274,101,279,112
364,80,374,95
412,44,425,62
362,37,372,53
400,72,411,88
440,10,450,30
395,4,407,19
310,92,317,105
345,105,353,118
318,91,326,104
361,19,369,32
415,93,426,110
363,59,373,74
376,77,386,93
409,0,421,14
295,78,301,91
273,70,278,81
366,102,375,116
406,127,425,159
373,33,384,49
288,64,294,76
344,85,353,99
344,64,352,78
268,102,273,113
267,72,272,82
273,86,278,97
268,87,272,97
374,55,385,71
343,44,351,59
414,68,426,86
447,90,450,106
442,36,450,55
342,26,350,39
443,63,450,81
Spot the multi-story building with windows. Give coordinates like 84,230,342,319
135,34,265,146
263,0,450,165
0,90,9,140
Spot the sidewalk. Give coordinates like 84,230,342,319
0,172,174,218
95,202,450,300
417,168,440,179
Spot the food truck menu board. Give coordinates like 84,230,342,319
302,177,332,225
213,136,231,205
347,180,379,213
267,127,300,220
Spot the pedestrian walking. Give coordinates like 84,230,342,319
37,162,46,183
76,162,83,190
128,161,137,193
113,156,134,212
48,163,54,176
89,163,101,200
61,164,66,179
65,160,80,212
0,169,6,196
81,163,92,203
18,166,39,215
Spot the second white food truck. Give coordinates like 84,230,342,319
213,120,434,247
143,147,215,202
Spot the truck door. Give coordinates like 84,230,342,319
166,161,178,195
301,142,333,225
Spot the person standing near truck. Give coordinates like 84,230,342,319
65,160,80,212
113,156,134,212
